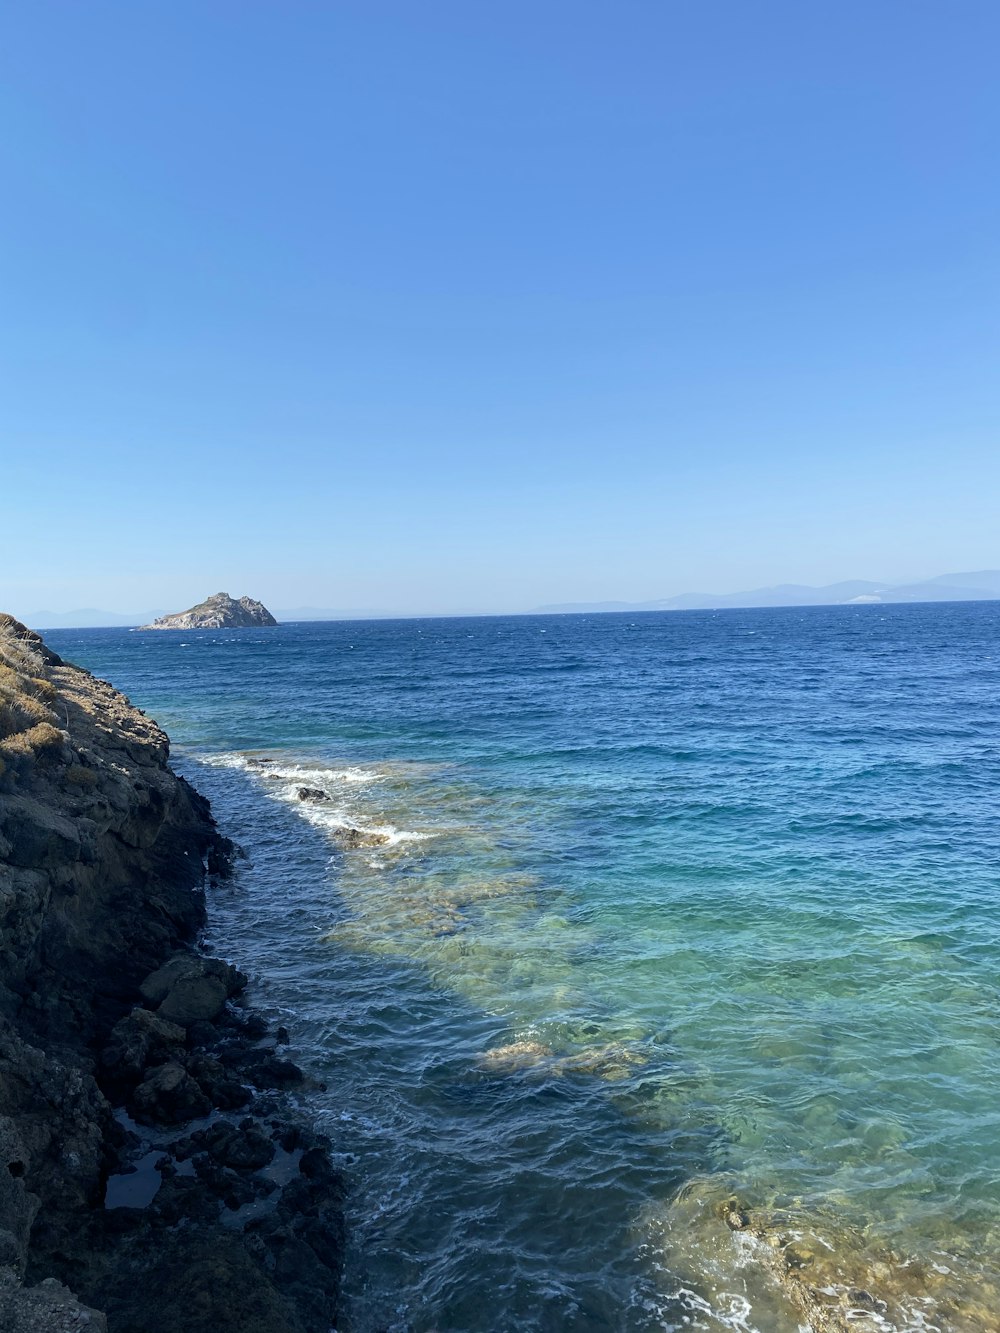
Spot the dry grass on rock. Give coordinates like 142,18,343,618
0,619,67,779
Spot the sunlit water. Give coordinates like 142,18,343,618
47,606,1000,1331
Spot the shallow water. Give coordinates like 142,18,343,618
48,604,1000,1331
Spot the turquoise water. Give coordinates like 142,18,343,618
49,605,1000,1331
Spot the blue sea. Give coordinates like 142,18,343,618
48,604,1000,1332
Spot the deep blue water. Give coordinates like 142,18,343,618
47,604,1000,1331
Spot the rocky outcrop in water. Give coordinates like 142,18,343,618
0,614,343,1332
138,593,277,631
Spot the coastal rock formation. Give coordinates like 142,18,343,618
0,614,343,1332
138,592,277,631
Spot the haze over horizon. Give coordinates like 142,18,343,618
14,568,1000,628
3,3,999,617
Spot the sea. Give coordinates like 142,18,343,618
46,603,1000,1333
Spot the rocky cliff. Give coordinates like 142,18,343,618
0,615,343,1332
139,593,277,631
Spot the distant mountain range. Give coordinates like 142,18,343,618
16,570,1000,628
534,570,1000,614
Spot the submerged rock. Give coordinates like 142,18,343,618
477,1040,555,1072
477,1038,647,1081
332,824,389,849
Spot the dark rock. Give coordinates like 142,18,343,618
251,1058,304,1089
101,1008,186,1089
848,1289,887,1313
275,1124,304,1153
96,1226,305,1333
242,1011,270,1040
140,953,247,1007
146,1176,220,1227
158,975,228,1026
139,955,201,1004
225,1121,276,1171
191,1154,257,1210
0,1277,108,1331
178,1121,275,1172
206,835,242,879
186,1020,221,1050
216,1046,305,1089
183,1055,251,1112
138,952,247,1028
0,1116,37,1279
332,824,389,849
131,1062,212,1126
298,1147,336,1185
295,787,328,803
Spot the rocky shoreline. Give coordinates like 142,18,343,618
0,615,344,1332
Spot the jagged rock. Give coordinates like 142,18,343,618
206,834,242,879
0,1277,108,1332
176,1120,275,1172
158,975,228,1026
332,825,389,849
295,788,328,803
0,1116,37,1280
298,1146,337,1184
139,954,229,1003
138,594,277,632
230,1053,305,1090
139,953,246,1027
181,1055,251,1112
140,952,247,1005
131,1062,212,1126
101,1009,186,1088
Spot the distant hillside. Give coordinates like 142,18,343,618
536,571,1000,614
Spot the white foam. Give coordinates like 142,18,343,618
201,751,432,850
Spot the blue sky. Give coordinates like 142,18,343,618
3,2,998,616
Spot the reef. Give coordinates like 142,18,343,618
138,593,277,631
0,614,343,1332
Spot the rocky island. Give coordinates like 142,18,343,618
139,592,277,631
0,614,342,1332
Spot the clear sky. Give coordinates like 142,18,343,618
3,2,998,617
